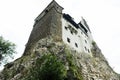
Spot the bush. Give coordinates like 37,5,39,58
66,51,83,80
24,54,67,80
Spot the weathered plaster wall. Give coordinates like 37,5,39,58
62,18,92,54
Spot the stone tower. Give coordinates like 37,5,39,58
24,0,63,55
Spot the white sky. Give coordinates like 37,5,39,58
0,0,120,73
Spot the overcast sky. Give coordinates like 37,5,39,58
0,0,120,73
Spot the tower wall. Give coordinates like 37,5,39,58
24,1,63,55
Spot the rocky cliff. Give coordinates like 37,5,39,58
0,37,120,80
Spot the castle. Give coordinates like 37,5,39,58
24,0,93,55
1,1,119,80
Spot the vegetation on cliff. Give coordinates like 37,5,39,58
0,37,119,80
0,36,16,65
24,54,67,80
23,50,83,80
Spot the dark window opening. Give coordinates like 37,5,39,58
65,26,67,30
85,40,87,43
84,47,87,51
67,38,70,43
45,9,48,13
75,43,78,47
71,31,73,34
88,49,90,53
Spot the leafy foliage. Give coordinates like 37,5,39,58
24,54,67,80
0,36,16,64
66,50,83,80
23,48,84,80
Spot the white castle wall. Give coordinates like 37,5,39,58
62,17,92,54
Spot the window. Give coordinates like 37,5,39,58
45,9,48,13
84,47,87,51
71,31,73,34
67,38,70,43
88,49,90,53
85,40,87,43
75,43,78,48
65,26,67,30
81,32,83,34
86,34,88,37
68,25,72,28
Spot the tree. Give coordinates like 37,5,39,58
0,36,16,64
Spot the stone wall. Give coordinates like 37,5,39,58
24,1,63,55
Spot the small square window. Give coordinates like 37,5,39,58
67,38,70,43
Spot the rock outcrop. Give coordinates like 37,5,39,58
0,37,119,80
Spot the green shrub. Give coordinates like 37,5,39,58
23,50,83,80
24,54,67,80
66,51,83,80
